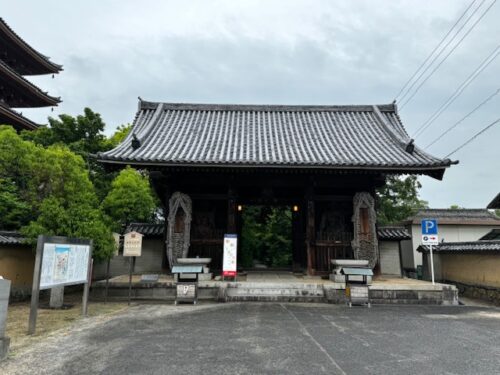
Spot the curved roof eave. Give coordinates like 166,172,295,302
0,18,62,75
0,60,61,107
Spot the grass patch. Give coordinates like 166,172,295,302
5,292,128,355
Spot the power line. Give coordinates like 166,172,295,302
393,0,477,101
397,0,487,105
414,44,500,139
399,0,497,110
444,117,500,158
425,86,500,149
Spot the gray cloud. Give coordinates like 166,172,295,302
2,0,499,207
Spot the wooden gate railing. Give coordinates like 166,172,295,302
312,231,353,274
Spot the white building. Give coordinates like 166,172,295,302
400,209,500,272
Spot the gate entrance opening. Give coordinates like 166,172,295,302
239,205,292,270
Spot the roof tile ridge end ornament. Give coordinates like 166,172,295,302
139,98,160,110
373,105,454,166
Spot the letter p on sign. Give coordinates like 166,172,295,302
421,219,438,235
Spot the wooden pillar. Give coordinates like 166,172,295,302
291,207,301,272
227,188,237,233
306,197,315,276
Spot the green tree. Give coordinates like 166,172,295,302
22,197,114,262
241,206,264,268
102,166,156,232
0,178,30,230
106,124,132,148
21,143,116,260
241,206,292,268
377,175,428,225
0,126,114,260
21,108,108,154
21,109,131,200
264,207,292,267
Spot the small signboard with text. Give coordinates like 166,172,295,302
222,234,237,277
421,219,438,245
123,231,143,257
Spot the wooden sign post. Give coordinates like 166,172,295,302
123,231,143,306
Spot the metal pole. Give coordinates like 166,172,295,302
430,244,435,285
128,257,133,306
28,235,45,335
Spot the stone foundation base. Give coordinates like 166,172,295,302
323,284,458,305
91,281,459,305
447,281,500,306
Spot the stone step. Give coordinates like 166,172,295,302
224,284,325,302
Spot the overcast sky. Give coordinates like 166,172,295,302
2,0,499,208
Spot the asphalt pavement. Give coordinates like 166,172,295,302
2,302,500,374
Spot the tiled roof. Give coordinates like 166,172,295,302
403,209,500,225
480,229,500,241
377,226,411,241
97,100,452,179
0,231,26,245
0,102,39,130
487,193,500,209
126,222,164,237
418,241,500,253
0,18,62,75
0,59,61,107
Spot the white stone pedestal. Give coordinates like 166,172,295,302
50,286,65,308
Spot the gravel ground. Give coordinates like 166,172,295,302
1,302,500,375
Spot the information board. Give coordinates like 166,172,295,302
39,243,91,290
123,231,143,257
222,234,237,277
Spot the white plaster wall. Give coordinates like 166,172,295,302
93,238,164,279
409,224,500,268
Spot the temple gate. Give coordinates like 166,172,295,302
98,100,452,275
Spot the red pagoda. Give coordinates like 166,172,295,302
0,18,62,131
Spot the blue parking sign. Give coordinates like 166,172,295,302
421,219,438,235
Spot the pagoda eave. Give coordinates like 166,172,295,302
0,103,39,131
0,60,61,107
0,18,62,75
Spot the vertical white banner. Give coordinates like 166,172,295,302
222,234,237,277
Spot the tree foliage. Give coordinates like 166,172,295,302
241,206,292,268
21,109,131,200
21,108,108,154
0,110,157,262
0,178,30,230
376,175,428,225
102,166,156,231
0,126,115,261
